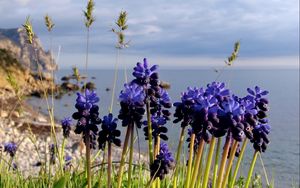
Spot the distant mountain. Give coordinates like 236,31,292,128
0,28,57,71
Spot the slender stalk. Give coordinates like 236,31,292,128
190,139,205,188
184,133,195,188
109,49,120,113
212,138,222,188
146,100,154,165
216,136,231,188
202,136,216,188
154,136,161,188
172,127,185,188
245,151,259,188
117,125,131,188
128,124,135,188
259,152,270,186
60,137,66,174
230,139,248,188
85,130,92,188
222,140,238,188
196,145,207,188
107,142,112,188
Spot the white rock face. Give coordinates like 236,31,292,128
0,28,57,71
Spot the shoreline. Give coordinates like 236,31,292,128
0,93,148,176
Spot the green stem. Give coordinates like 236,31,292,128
86,130,92,188
202,136,216,188
172,127,185,188
184,133,195,188
107,142,112,188
230,139,248,188
212,137,221,188
128,124,135,188
60,137,66,174
117,125,131,188
216,136,231,188
109,48,120,113
190,139,205,188
245,151,259,188
146,100,154,165
259,152,270,186
222,140,238,188
196,145,207,188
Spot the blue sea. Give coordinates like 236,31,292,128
28,68,299,187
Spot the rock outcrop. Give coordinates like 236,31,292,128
0,28,57,71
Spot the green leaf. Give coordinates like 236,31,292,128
53,176,66,188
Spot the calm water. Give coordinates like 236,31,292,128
29,68,299,187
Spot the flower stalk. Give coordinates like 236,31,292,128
117,125,131,188
212,137,222,188
190,138,205,188
245,151,259,188
230,139,248,188
202,136,216,188
216,135,231,188
222,140,239,188
128,123,135,188
184,133,195,188
172,127,185,188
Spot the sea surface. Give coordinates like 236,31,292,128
28,68,299,187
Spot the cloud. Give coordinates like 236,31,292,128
0,0,298,67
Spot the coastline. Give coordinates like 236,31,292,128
0,91,148,176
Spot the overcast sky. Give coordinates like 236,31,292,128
0,0,299,68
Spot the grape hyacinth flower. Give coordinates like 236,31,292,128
4,142,17,157
98,113,121,150
117,82,146,188
150,142,174,180
61,117,72,138
143,88,172,142
118,83,145,128
131,58,159,89
64,155,72,171
72,89,101,149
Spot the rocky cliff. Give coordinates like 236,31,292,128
0,28,57,71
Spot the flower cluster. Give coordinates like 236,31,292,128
4,142,17,157
130,59,172,140
61,117,72,138
143,88,172,141
118,83,145,128
174,82,271,153
244,86,270,152
72,89,101,149
98,113,121,150
150,142,174,180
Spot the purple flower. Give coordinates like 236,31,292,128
4,142,17,157
252,123,271,152
132,58,159,87
150,142,174,180
119,83,145,105
76,89,100,110
205,82,230,100
118,83,145,128
72,90,101,150
61,117,72,138
64,155,72,171
246,86,269,102
98,113,121,150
